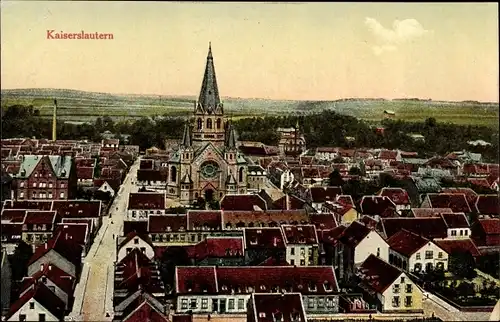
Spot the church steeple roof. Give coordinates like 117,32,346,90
225,122,237,149
197,42,222,114
181,120,192,148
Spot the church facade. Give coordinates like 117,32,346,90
166,44,248,205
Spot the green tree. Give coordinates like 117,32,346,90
9,241,33,281
159,246,190,292
449,251,477,279
328,169,344,186
349,167,362,176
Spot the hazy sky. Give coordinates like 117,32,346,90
1,2,498,102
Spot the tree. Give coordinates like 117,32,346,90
349,167,362,176
329,169,344,186
159,246,191,292
9,241,33,282
449,251,477,279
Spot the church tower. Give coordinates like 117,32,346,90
192,43,226,148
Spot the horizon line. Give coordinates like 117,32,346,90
1,87,499,105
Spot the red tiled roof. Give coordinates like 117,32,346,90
440,213,469,229
467,178,491,188
426,193,472,213
425,157,457,169
301,167,320,179
1,209,27,223
116,249,164,294
310,186,343,203
122,298,169,322
4,200,53,211
55,223,89,246
76,166,95,180
434,238,481,257
128,193,165,210
221,194,268,211
222,210,309,227
119,231,153,249
359,216,378,230
75,158,96,168
123,220,148,235
318,225,347,245
28,229,83,271
411,208,453,218
177,266,338,295
282,224,318,245
61,218,94,234
387,229,431,257
4,282,66,321
250,293,306,322
189,237,244,259
360,196,397,217
139,159,154,170
380,217,448,239
148,214,187,233
187,211,221,230
338,221,372,247
24,210,57,225
137,169,164,182
244,227,286,249
272,194,307,210
378,150,398,160
20,263,75,296
93,178,122,192
309,213,338,230
378,188,410,205
475,195,500,215
358,255,402,294
477,219,500,235
52,200,101,218
441,188,478,206
1,223,23,241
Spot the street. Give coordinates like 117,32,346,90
67,158,140,321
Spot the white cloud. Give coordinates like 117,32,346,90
365,17,429,55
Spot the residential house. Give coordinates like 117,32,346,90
378,188,411,214
282,224,319,266
175,265,339,315
315,147,338,161
471,219,500,247
244,227,287,266
441,213,471,239
102,138,120,150
127,193,166,221
387,229,448,273
19,263,76,310
309,186,342,213
378,218,448,240
1,250,11,316
22,210,59,251
51,200,103,235
322,195,359,225
27,229,83,278
4,283,65,322
475,194,500,217
222,210,309,230
12,155,77,200
336,221,390,281
113,291,169,322
359,196,398,219
247,293,307,322
247,165,267,192
76,166,95,186
420,193,472,214
357,255,423,313
137,169,167,192
185,236,245,266
55,223,91,258
117,231,155,263
93,178,121,198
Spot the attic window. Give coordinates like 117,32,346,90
250,238,258,246
297,227,303,231
273,312,283,322
308,282,317,292
260,284,266,291
259,313,266,318
221,285,228,291
323,281,332,291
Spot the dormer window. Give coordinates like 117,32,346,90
250,238,258,245
273,311,283,322
259,313,266,318
308,282,317,292
260,285,266,291
221,285,228,291
323,281,332,292
291,311,301,322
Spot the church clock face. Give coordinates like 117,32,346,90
201,161,219,179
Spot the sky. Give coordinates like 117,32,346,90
1,2,498,102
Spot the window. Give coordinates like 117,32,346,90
61,183,65,188
318,298,325,308
39,313,46,322
32,192,36,198
416,252,421,260
465,230,469,236
438,252,443,259
60,192,65,199
181,299,188,310
20,192,24,198
377,247,380,257
228,299,235,310
49,183,53,188
30,302,35,309
134,238,139,244
406,284,413,293
190,299,197,309
392,284,400,294
48,193,52,199
300,259,306,266
414,263,422,272
405,296,413,307
140,247,146,253
425,251,433,259
239,167,244,182
216,118,222,129
207,118,212,129
308,297,315,308
170,166,177,182
202,298,208,310
326,297,334,308
392,296,400,307
400,277,405,283
19,315,26,322
290,259,295,265
238,299,245,310
290,247,295,255
20,182,25,188
33,182,37,188
42,276,47,284
197,118,203,130
451,230,457,236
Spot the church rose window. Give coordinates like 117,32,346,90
201,161,219,179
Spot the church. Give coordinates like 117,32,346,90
166,44,248,205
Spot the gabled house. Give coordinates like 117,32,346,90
76,166,95,186
113,291,169,322
19,263,76,309
378,188,411,214
222,210,309,230
247,293,307,322
308,186,343,213
471,219,500,247
186,236,245,266
93,178,121,198
27,229,83,278
336,221,389,281
357,255,423,313
4,282,66,322
440,213,471,239
378,218,448,240
360,196,398,219
55,222,91,258
244,227,286,266
137,169,167,192
282,224,319,266
420,193,472,214
117,231,155,263
387,229,448,274
220,194,268,211
21,210,59,250
475,194,500,216
322,195,359,225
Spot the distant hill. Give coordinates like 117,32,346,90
1,88,498,128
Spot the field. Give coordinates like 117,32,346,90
1,88,498,128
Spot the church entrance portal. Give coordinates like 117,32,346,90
204,189,214,202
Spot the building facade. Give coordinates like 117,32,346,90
167,44,248,205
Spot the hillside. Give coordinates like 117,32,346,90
1,88,498,127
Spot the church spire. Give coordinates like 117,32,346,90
226,121,237,149
197,42,222,114
181,120,192,148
